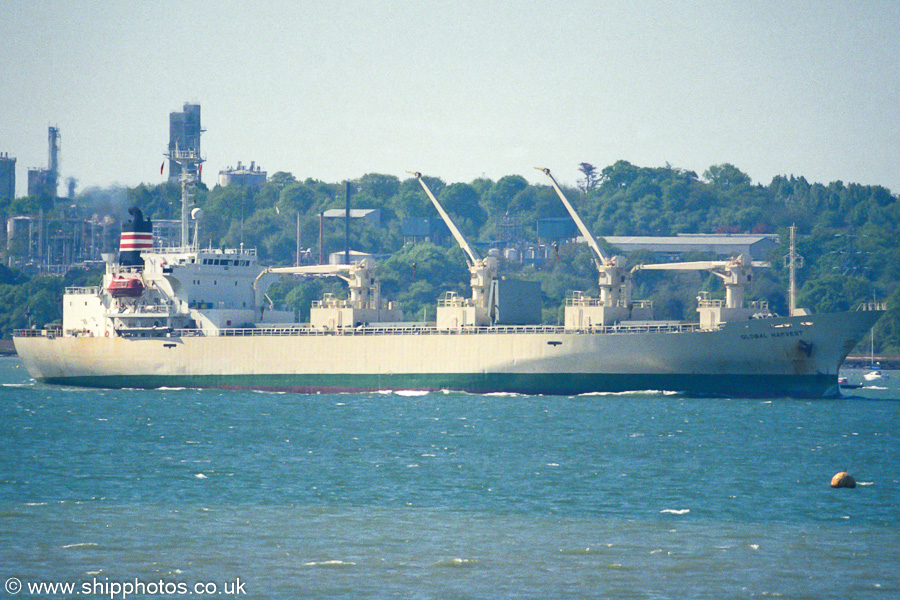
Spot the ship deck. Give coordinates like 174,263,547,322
16,321,704,340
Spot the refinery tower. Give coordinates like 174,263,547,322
167,103,203,184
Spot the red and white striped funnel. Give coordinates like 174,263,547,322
119,230,153,252
119,207,153,266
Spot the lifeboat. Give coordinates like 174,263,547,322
108,276,145,298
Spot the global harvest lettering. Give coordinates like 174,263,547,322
741,330,804,341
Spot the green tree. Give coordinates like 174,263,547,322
278,183,320,215
0,274,65,337
204,185,254,223
438,183,486,237
599,160,641,190
797,273,871,314
379,243,469,318
703,164,751,188
577,162,599,192
267,172,296,195
482,175,527,215
357,173,400,202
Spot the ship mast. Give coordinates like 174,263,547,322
784,224,803,316
165,144,204,250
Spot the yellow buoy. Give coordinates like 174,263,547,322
831,472,856,488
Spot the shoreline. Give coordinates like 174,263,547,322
842,354,899,369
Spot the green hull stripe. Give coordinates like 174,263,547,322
40,372,840,398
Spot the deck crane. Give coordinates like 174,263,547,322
632,254,772,329
254,258,401,330
408,171,498,328
536,167,642,327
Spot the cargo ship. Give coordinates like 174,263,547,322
13,153,883,398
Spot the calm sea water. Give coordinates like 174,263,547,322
1,356,898,599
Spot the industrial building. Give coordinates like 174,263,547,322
47,126,60,197
0,153,14,200
2,126,107,272
168,103,203,183
27,169,52,198
6,214,117,273
5,212,170,273
3,109,211,272
603,233,780,261
328,249,373,265
535,213,779,261
26,126,61,199
402,217,448,245
321,208,382,226
4,114,207,272
218,161,267,189
536,217,578,241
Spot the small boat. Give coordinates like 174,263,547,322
839,375,862,389
863,365,884,382
862,296,887,382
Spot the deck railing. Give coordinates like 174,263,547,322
856,302,887,311
65,286,102,295
14,321,701,339
203,322,702,337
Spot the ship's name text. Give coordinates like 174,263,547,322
741,330,803,341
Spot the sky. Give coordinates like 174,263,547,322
2,0,899,198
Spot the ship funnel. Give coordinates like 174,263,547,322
119,207,153,266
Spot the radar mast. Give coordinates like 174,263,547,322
165,144,204,250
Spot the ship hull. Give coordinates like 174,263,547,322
28,372,838,399
14,310,881,398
